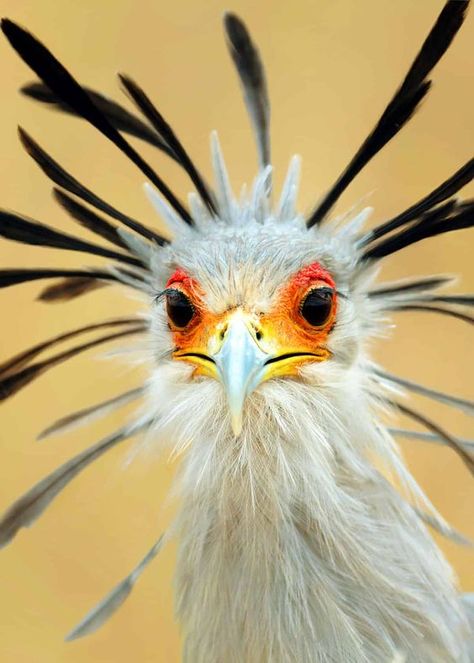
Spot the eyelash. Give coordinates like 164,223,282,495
153,287,175,304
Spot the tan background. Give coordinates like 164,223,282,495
0,1,472,661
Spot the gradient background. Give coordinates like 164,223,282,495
0,1,472,661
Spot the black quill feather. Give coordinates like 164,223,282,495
0,268,118,290
390,303,474,325
119,74,216,214
1,20,192,223
37,276,107,302
21,81,177,158
18,129,167,245
223,13,270,171
0,325,146,403
0,318,140,379
307,0,469,227
0,209,143,267
362,158,474,245
363,199,474,259
53,189,131,252
38,387,144,440
0,422,149,548
395,401,474,475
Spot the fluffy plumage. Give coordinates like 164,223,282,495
0,3,472,662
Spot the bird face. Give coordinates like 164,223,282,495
153,230,347,436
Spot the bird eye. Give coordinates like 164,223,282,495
166,290,195,328
300,287,334,327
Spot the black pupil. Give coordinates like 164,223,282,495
300,287,334,327
166,290,194,328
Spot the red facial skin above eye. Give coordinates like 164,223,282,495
166,268,199,290
267,261,337,346
287,262,336,294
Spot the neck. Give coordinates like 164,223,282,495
166,380,467,662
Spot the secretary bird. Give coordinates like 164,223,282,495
0,2,473,661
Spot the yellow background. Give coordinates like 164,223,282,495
0,1,472,661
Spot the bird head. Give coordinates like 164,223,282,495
144,153,370,445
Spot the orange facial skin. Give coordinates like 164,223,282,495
165,262,337,378
256,263,337,376
165,268,223,374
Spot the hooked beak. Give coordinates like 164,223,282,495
212,313,269,436
175,310,328,437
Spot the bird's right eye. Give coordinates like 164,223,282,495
166,290,195,328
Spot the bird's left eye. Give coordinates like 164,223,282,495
166,290,195,328
300,287,334,327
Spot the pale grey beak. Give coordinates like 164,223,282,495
212,312,269,436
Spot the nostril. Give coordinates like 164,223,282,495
219,324,228,340
255,330,263,341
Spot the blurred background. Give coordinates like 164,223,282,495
0,0,472,661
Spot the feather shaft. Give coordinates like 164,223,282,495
395,402,474,475
0,209,142,267
376,369,474,416
38,276,106,302
21,81,176,157
361,158,474,245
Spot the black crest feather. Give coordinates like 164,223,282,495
362,199,474,260
21,81,176,158
362,158,474,245
0,423,148,549
0,318,140,379
38,387,143,440
37,276,107,303
119,74,216,214
0,325,146,403
52,189,132,252
224,13,270,171
1,20,191,223
307,0,469,227
0,268,118,290
18,128,167,245
0,209,142,267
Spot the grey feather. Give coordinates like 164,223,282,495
65,534,164,641
0,421,150,548
38,387,144,440
414,508,472,547
368,275,454,298
395,402,474,475
389,427,474,451
389,302,474,325
376,369,474,416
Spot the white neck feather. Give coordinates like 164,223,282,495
163,373,469,663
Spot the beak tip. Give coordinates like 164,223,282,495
231,414,243,437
